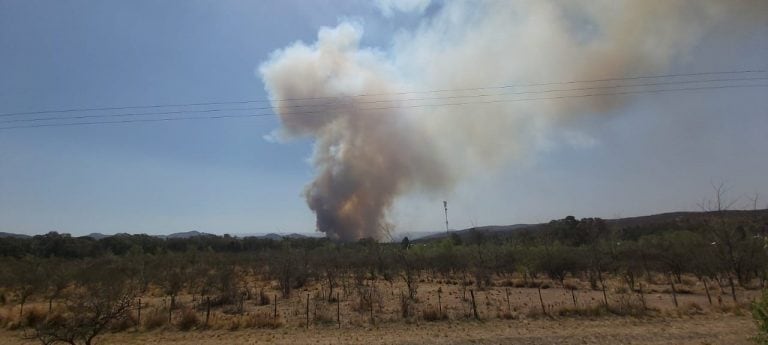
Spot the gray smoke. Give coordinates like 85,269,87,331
259,0,766,241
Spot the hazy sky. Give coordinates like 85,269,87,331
0,0,766,237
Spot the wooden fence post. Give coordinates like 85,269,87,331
570,288,577,308
438,288,443,316
537,286,546,316
703,278,712,305
306,293,310,328
505,288,511,313
470,289,479,320
205,296,211,327
600,281,608,307
136,298,141,331
168,295,174,324
337,292,341,328
273,294,278,320
669,274,679,308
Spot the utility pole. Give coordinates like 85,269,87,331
443,201,449,233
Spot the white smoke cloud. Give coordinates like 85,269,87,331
375,0,431,17
260,0,766,241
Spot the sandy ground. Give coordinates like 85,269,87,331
0,314,757,345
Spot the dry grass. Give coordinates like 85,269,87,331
421,306,448,321
176,307,200,331
142,308,168,330
241,312,283,329
0,275,763,345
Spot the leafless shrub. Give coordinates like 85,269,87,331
143,309,168,330
176,307,200,331
421,306,448,321
241,312,283,329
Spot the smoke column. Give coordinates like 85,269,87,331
259,0,766,241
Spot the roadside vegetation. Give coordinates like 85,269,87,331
0,208,766,344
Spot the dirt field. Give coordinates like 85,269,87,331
0,314,758,345
1,277,762,344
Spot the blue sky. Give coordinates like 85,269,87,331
0,1,766,236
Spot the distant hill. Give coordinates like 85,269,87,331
416,209,768,243
0,232,30,239
602,210,768,228
165,231,216,239
85,233,110,240
2,209,764,243
415,224,535,242
232,232,322,240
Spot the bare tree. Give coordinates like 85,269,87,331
31,259,137,345
697,180,739,213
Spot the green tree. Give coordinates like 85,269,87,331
752,289,768,344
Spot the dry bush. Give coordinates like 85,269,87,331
680,277,697,287
400,295,414,319
498,279,514,287
614,286,629,294
662,286,693,294
421,306,448,321
512,280,527,288
143,309,168,330
563,282,579,290
221,304,241,315
353,285,383,313
176,307,200,331
512,280,550,289
556,304,610,318
678,302,706,316
108,313,137,332
0,307,11,329
227,316,241,331
312,304,336,325
609,295,653,317
556,296,655,318
715,302,751,316
241,312,283,329
19,307,46,329
258,290,271,306
497,310,517,319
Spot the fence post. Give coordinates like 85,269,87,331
337,292,341,328
638,283,646,310
168,295,174,324
306,293,310,328
703,278,712,305
274,294,278,320
205,296,211,327
438,288,443,316
136,298,141,331
669,274,679,308
570,288,577,308
470,289,479,320
537,286,546,316
505,288,511,313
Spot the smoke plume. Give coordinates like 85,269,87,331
259,0,765,241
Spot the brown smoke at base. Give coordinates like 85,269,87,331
259,0,766,242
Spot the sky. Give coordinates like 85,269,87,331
0,0,766,237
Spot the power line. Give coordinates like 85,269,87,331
0,69,764,118
1,83,764,131
2,76,765,125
